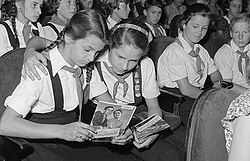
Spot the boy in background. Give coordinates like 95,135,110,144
143,0,166,42
163,0,186,32
214,13,250,90
106,0,131,29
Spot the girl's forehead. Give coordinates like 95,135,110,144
25,0,43,4
115,44,142,59
119,2,129,8
232,22,250,30
188,14,210,24
230,0,242,5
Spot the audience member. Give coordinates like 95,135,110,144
196,0,209,4
216,0,243,42
157,3,222,126
244,0,250,14
106,0,131,29
144,0,167,42
163,0,186,30
214,13,250,91
185,0,208,7
207,0,224,17
0,0,45,57
134,0,146,16
43,0,76,41
78,0,94,10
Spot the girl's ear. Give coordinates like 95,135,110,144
143,9,147,16
181,20,186,30
64,34,74,45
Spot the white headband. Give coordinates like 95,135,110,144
113,23,149,37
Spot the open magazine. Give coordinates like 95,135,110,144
90,101,136,141
131,113,170,142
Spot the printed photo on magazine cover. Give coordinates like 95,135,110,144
131,114,170,142
90,101,136,139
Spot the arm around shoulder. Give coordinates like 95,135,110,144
23,36,54,80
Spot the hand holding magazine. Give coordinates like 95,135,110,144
131,113,170,142
90,101,136,141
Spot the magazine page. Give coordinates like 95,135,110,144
90,101,136,140
131,114,170,142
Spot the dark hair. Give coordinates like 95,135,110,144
104,106,114,110
114,109,122,113
42,0,60,15
144,0,163,11
230,12,250,30
44,9,109,56
179,3,211,31
112,0,130,10
1,0,18,41
110,18,150,56
224,0,243,9
77,0,92,10
44,0,76,14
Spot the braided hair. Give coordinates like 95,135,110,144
42,9,109,103
1,0,19,42
10,0,18,40
44,9,109,53
43,31,65,52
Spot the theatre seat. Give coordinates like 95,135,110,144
185,88,240,161
0,48,33,161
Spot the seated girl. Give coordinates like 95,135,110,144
157,3,222,126
0,0,45,57
43,0,76,41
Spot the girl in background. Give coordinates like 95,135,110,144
157,3,222,126
216,0,242,42
0,0,45,57
43,0,76,41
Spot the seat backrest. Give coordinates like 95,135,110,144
0,48,25,117
185,88,240,161
148,36,175,71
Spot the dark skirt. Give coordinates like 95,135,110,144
23,141,122,161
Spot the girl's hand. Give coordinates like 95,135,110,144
111,128,133,145
133,134,159,149
62,122,96,142
22,48,48,80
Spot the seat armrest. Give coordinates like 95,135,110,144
159,88,185,115
159,88,185,103
6,136,31,153
0,135,32,153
